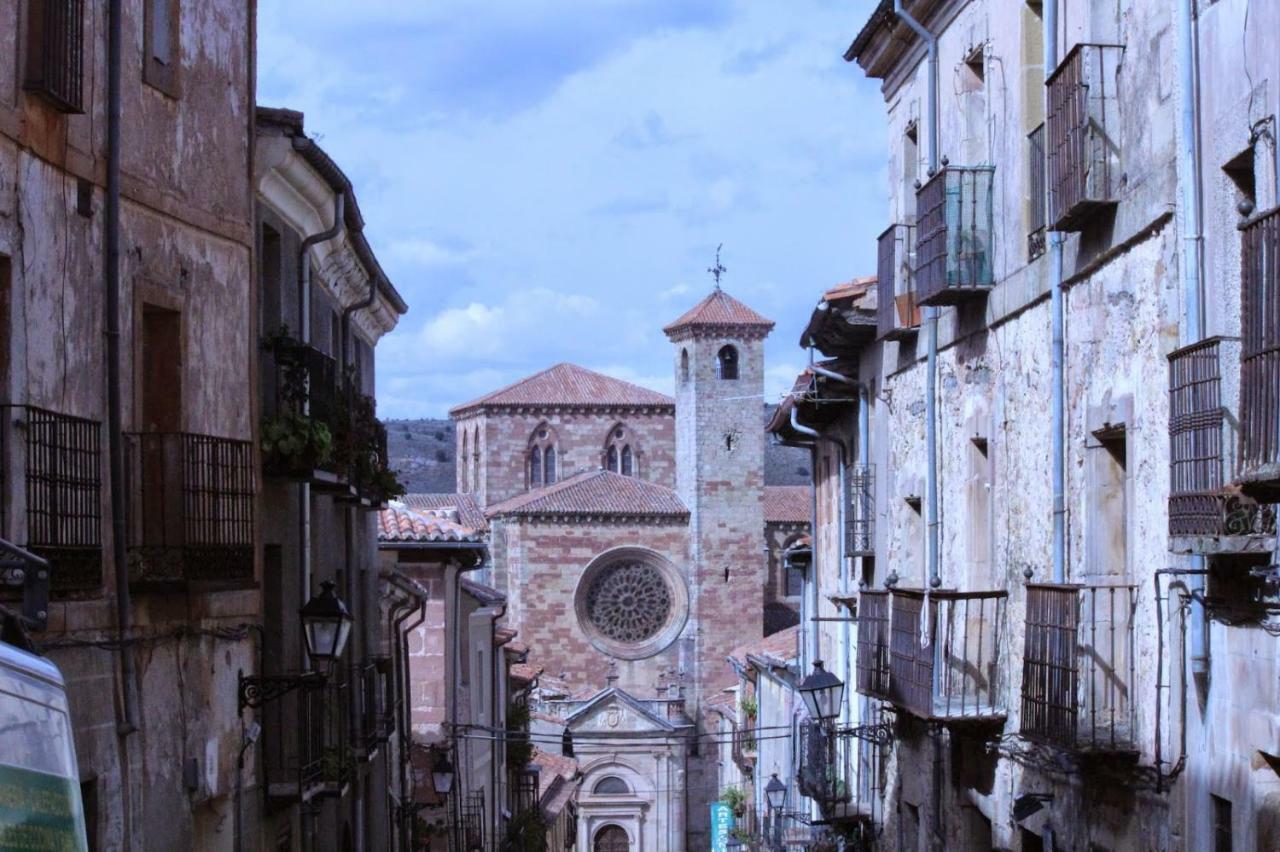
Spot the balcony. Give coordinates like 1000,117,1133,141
876,224,919,340
1027,124,1047,260
1,406,102,592
259,675,350,802
1046,43,1123,231
1239,207,1280,499
23,0,85,113
1020,584,1138,754
261,337,347,490
358,657,394,757
854,591,890,701
1168,337,1273,550
796,720,884,827
914,165,995,306
731,721,757,769
334,389,400,508
845,464,874,558
124,432,255,588
458,789,486,852
887,589,1007,722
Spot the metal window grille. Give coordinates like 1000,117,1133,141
265,340,342,479
1,405,102,590
1027,124,1047,260
23,0,85,113
461,789,485,852
914,166,995,306
260,677,326,802
888,590,1006,720
1046,44,1123,230
876,223,918,341
1020,584,1138,752
125,432,255,586
1240,208,1280,481
855,591,891,700
797,720,884,829
845,464,874,557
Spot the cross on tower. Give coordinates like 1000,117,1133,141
707,243,726,289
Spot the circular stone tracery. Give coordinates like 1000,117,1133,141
585,561,673,644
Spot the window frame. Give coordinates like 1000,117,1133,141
144,0,181,97
716,345,739,381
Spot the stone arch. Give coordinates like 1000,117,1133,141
593,824,631,852
602,423,639,477
591,775,632,795
717,344,739,380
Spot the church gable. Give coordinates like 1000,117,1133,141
565,688,681,735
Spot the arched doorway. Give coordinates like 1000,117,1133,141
594,824,630,852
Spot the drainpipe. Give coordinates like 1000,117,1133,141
104,0,138,742
790,404,822,671
1045,0,1067,585
893,1,941,593
1176,0,1210,683
856,385,870,724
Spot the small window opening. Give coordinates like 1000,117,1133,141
1224,148,1257,219
592,776,631,795
1212,794,1232,852
621,446,633,476
680,348,690,383
717,345,739,380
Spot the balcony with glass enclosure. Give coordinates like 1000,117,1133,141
914,165,996,306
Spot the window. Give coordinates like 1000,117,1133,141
903,122,919,221
141,306,182,432
585,562,671,643
1028,123,1048,259
528,425,557,488
461,430,470,492
471,426,480,492
717,345,738,380
144,0,180,95
1223,148,1257,218
260,226,282,333
680,348,690,383
784,559,804,598
1086,425,1127,579
1212,795,1232,852
592,776,631,795
1,256,10,387
621,446,633,476
604,425,637,477
24,0,85,113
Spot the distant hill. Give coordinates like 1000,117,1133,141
386,404,811,496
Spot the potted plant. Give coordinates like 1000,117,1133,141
261,410,334,475
720,785,748,818
740,695,758,720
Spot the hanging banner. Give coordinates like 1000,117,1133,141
710,800,736,852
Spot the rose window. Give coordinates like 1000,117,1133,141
585,561,673,644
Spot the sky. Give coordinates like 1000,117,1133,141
256,0,887,419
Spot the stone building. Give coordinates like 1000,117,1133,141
756,0,1280,850
427,288,811,849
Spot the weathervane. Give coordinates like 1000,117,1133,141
707,243,726,289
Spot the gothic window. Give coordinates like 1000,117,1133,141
594,825,630,852
717,345,739,380
528,425,557,488
592,776,631,795
585,561,672,644
604,425,637,477
680,348,690,384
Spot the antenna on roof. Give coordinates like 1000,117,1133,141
707,243,726,290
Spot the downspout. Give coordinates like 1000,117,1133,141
1177,0,1210,683
790,404,822,672
1045,0,1067,585
386,571,427,852
104,0,137,740
893,0,941,593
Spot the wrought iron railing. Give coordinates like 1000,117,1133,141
914,165,995,305
1168,337,1273,537
262,337,344,484
1021,584,1138,753
845,464,874,557
888,590,1006,720
855,591,891,700
876,223,918,340
1240,207,1280,495
1027,123,1047,260
731,721,758,767
796,720,885,826
124,432,255,587
460,789,486,852
1046,43,1123,230
0,405,102,591
259,676,326,802
23,0,85,113
359,658,393,754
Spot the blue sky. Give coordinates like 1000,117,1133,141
256,0,886,418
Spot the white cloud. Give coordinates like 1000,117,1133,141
388,238,475,267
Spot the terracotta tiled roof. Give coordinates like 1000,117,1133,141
823,275,876,302
485,470,689,520
663,288,775,337
764,486,811,525
494,626,519,647
729,624,799,669
510,663,542,685
402,493,487,533
378,498,486,544
449,363,673,415
532,749,581,802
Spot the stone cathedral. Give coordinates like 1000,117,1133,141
447,288,800,850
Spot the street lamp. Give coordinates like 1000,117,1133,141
300,580,353,674
431,752,456,798
765,773,787,852
798,660,844,724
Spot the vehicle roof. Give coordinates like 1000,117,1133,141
0,640,65,689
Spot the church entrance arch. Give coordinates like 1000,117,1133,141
593,824,630,852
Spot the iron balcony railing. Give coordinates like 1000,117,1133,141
124,432,255,587
1239,207,1280,498
1168,337,1273,539
855,591,891,701
795,720,884,827
262,337,345,486
732,721,758,768
1021,583,1139,753
876,223,919,340
1046,43,1123,231
459,789,486,852
845,464,875,558
1,405,102,591
914,165,996,306
358,657,394,755
887,589,1007,721
23,0,85,113
259,675,349,802
1027,123,1047,260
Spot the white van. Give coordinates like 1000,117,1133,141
0,640,89,851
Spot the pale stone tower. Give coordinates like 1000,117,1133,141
663,288,774,702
